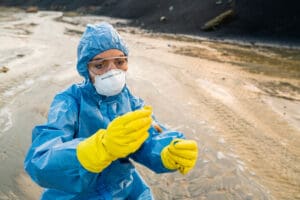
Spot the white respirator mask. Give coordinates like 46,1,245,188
93,69,126,96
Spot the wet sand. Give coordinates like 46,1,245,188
0,8,299,200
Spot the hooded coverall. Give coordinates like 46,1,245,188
24,22,184,199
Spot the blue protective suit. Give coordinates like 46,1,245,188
24,22,184,200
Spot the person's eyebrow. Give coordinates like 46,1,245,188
92,55,126,61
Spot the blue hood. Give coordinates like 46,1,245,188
76,22,129,81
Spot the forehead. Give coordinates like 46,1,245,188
93,49,125,60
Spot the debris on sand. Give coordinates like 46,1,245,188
26,6,38,13
0,66,9,73
201,9,234,31
160,16,167,22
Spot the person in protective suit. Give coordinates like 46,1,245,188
24,22,198,199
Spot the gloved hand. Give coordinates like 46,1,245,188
102,106,152,158
161,139,198,175
77,106,152,173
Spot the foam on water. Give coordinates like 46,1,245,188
217,151,226,159
218,137,226,144
3,78,35,97
0,107,12,135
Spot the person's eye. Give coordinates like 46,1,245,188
95,63,104,69
115,59,126,66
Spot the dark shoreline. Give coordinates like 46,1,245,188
1,0,300,49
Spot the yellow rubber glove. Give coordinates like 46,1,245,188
77,106,152,173
161,139,198,175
